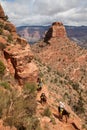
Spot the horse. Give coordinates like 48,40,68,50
58,106,70,123
37,79,43,91
40,93,47,104
37,85,42,91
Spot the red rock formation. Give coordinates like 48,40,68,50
0,4,38,84
44,22,67,42
0,4,85,130
32,22,87,128
0,4,5,18
4,22,16,32
4,43,38,84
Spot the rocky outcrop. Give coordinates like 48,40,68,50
4,22,16,32
4,43,38,84
0,4,38,84
0,4,5,18
44,22,67,42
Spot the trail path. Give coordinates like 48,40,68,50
36,84,82,130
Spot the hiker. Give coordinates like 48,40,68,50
40,93,47,104
58,101,65,120
58,101,70,122
37,77,43,91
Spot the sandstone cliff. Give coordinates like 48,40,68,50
0,4,38,85
0,4,39,130
44,22,67,42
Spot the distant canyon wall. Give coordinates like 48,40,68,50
17,25,87,48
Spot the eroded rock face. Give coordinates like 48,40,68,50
44,22,67,42
4,43,38,84
0,4,5,18
0,4,38,84
4,22,16,32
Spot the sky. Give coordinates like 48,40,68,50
0,0,87,27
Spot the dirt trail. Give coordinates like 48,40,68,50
36,84,81,130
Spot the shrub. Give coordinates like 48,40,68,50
0,43,6,50
43,107,51,117
47,66,51,72
50,117,56,125
4,24,10,31
7,34,13,43
4,87,37,129
0,60,6,77
64,92,69,100
27,117,41,130
73,96,85,114
54,78,58,83
72,82,79,91
39,72,44,78
0,81,11,91
0,28,3,35
24,93,37,116
0,89,10,118
56,71,63,77
4,15,9,21
0,22,4,28
82,124,87,129
24,82,36,94
59,80,63,84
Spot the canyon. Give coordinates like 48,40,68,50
0,4,87,130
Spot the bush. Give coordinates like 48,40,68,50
0,43,6,50
0,81,11,91
0,22,4,28
4,15,9,21
4,25,10,31
73,96,85,114
0,60,6,77
54,78,58,83
39,72,43,78
50,117,56,125
0,89,10,118
27,117,41,130
43,107,51,117
0,28,3,35
7,34,13,43
64,92,69,100
72,82,79,91
47,66,51,72
24,82,36,94
4,87,37,129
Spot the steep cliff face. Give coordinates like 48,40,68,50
4,43,38,84
0,4,39,129
44,22,67,42
0,4,38,84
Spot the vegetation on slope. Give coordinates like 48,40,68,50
0,79,41,130
33,56,87,129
